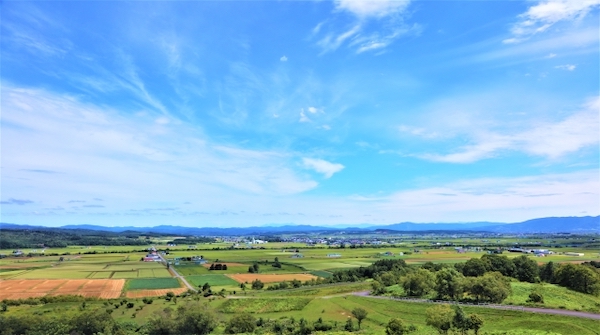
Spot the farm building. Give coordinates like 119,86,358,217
327,253,341,258
290,253,304,258
564,252,585,256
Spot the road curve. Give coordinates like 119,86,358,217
351,291,600,320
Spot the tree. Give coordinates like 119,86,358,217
481,254,516,278
251,279,264,290
540,261,557,283
435,267,465,300
202,282,211,292
402,268,435,296
344,318,355,332
512,255,540,283
385,318,406,335
527,290,544,303
176,304,217,335
351,307,368,329
468,314,484,335
462,258,488,277
225,313,256,334
464,272,511,303
452,306,469,335
425,304,454,334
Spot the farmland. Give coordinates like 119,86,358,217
0,279,124,299
227,273,318,284
0,231,598,335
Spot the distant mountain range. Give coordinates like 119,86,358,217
1,216,598,235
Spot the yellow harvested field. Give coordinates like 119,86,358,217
0,279,124,300
226,273,318,284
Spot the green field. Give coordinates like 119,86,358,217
186,274,239,287
505,282,600,313
126,278,181,290
219,297,313,313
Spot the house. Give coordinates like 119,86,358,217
12,250,23,256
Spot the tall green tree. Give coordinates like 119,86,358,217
402,268,435,296
462,258,489,277
539,261,557,283
351,308,368,329
435,268,465,300
512,255,540,283
385,318,407,335
481,254,517,277
425,304,454,334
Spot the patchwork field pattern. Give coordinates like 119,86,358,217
226,273,318,284
0,279,124,299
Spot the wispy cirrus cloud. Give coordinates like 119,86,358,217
504,0,600,44
314,0,417,54
1,198,34,205
412,96,599,163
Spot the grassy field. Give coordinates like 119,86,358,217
505,282,600,313
186,274,240,287
126,278,181,290
219,297,313,313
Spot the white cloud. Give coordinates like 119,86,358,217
555,64,576,70
335,0,411,19
307,106,322,114
302,158,345,178
299,109,311,122
280,55,288,62
317,24,361,54
505,0,600,43
416,96,599,163
375,170,599,222
1,86,320,208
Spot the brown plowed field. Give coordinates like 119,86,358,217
125,287,188,298
0,279,124,300
227,273,317,284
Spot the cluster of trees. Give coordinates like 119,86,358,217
208,263,228,271
248,263,260,273
366,255,600,302
539,262,600,295
0,229,149,249
391,267,512,303
425,305,483,335
266,279,302,290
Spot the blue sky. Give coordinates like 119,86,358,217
1,0,599,227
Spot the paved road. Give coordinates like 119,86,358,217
157,253,197,292
352,291,600,320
